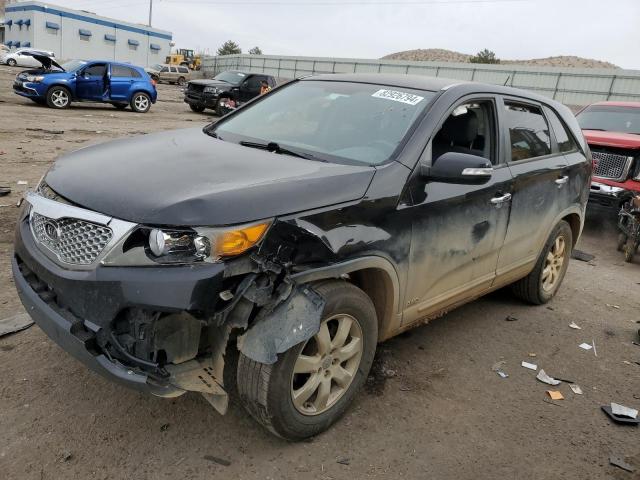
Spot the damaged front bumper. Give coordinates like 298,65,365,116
13,212,227,400
12,198,328,412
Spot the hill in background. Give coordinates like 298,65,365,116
382,48,618,69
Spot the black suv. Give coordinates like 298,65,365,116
184,70,276,115
13,74,591,440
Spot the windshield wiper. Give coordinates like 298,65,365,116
239,140,322,161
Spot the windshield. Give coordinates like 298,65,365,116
150,63,164,71
60,60,86,72
577,105,640,135
213,71,248,85
211,80,434,165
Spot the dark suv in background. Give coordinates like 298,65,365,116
184,70,276,115
13,74,590,441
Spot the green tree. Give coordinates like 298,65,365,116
248,46,263,55
469,49,500,64
217,40,242,56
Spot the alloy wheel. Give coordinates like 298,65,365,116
51,90,69,108
541,235,566,292
291,313,363,416
134,95,149,112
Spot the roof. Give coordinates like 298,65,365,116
589,101,640,108
306,73,460,92
5,1,172,40
302,73,563,107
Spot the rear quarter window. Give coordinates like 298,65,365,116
545,107,578,153
112,65,142,78
178,67,189,73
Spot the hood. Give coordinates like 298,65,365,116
583,130,640,149
189,79,234,89
22,52,65,71
44,128,376,226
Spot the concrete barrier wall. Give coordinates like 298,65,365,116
202,54,640,106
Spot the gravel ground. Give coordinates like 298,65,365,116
0,65,639,480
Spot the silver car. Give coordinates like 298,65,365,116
1,48,56,67
146,63,191,85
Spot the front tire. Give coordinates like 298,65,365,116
177,76,186,86
7,58,17,67
237,281,378,441
46,86,71,109
189,104,205,113
512,220,573,304
130,92,151,113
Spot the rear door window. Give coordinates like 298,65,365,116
504,102,551,161
170,66,178,73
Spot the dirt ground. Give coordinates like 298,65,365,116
0,64,639,480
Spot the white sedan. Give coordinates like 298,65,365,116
1,48,56,67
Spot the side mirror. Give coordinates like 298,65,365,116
421,151,493,184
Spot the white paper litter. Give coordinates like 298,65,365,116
569,322,581,330
521,361,538,371
611,403,638,419
569,384,583,395
496,371,508,378
579,343,593,350
17,180,28,185
536,369,561,386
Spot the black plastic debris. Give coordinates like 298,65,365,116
610,455,635,473
601,405,640,426
571,249,595,262
204,455,231,466
160,423,170,432
505,315,518,322
0,187,10,197
336,457,351,465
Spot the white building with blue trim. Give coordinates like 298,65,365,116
4,1,172,67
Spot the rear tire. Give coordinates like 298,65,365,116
189,104,205,113
130,92,151,113
512,221,573,304
46,86,71,109
237,281,378,441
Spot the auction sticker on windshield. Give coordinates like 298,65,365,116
372,89,424,106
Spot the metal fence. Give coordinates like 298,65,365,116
202,54,640,106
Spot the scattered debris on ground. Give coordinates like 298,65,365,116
203,455,231,466
569,322,581,330
571,250,595,262
0,313,34,337
536,369,561,386
521,361,537,371
569,384,583,395
547,391,564,401
601,403,640,425
609,455,635,473
505,315,518,322
337,457,351,465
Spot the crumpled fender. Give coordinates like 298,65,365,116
236,284,325,364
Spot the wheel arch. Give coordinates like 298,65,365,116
290,256,402,342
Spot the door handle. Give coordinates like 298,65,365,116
555,175,569,187
490,193,512,206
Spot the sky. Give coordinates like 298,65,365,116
27,0,640,69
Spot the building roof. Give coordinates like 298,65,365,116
5,1,172,40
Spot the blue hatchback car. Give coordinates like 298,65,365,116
12,53,157,113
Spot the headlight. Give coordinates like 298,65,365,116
25,75,44,82
203,86,220,94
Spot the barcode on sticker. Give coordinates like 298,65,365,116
372,89,424,106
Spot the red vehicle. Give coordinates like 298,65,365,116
576,101,640,207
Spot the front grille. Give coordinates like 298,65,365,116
592,151,632,181
31,212,113,265
188,83,205,93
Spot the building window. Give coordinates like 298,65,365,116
79,28,92,38
104,34,116,42
128,39,140,49
150,43,161,51
45,21,60,31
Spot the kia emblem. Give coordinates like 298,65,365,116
43,220,61,242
